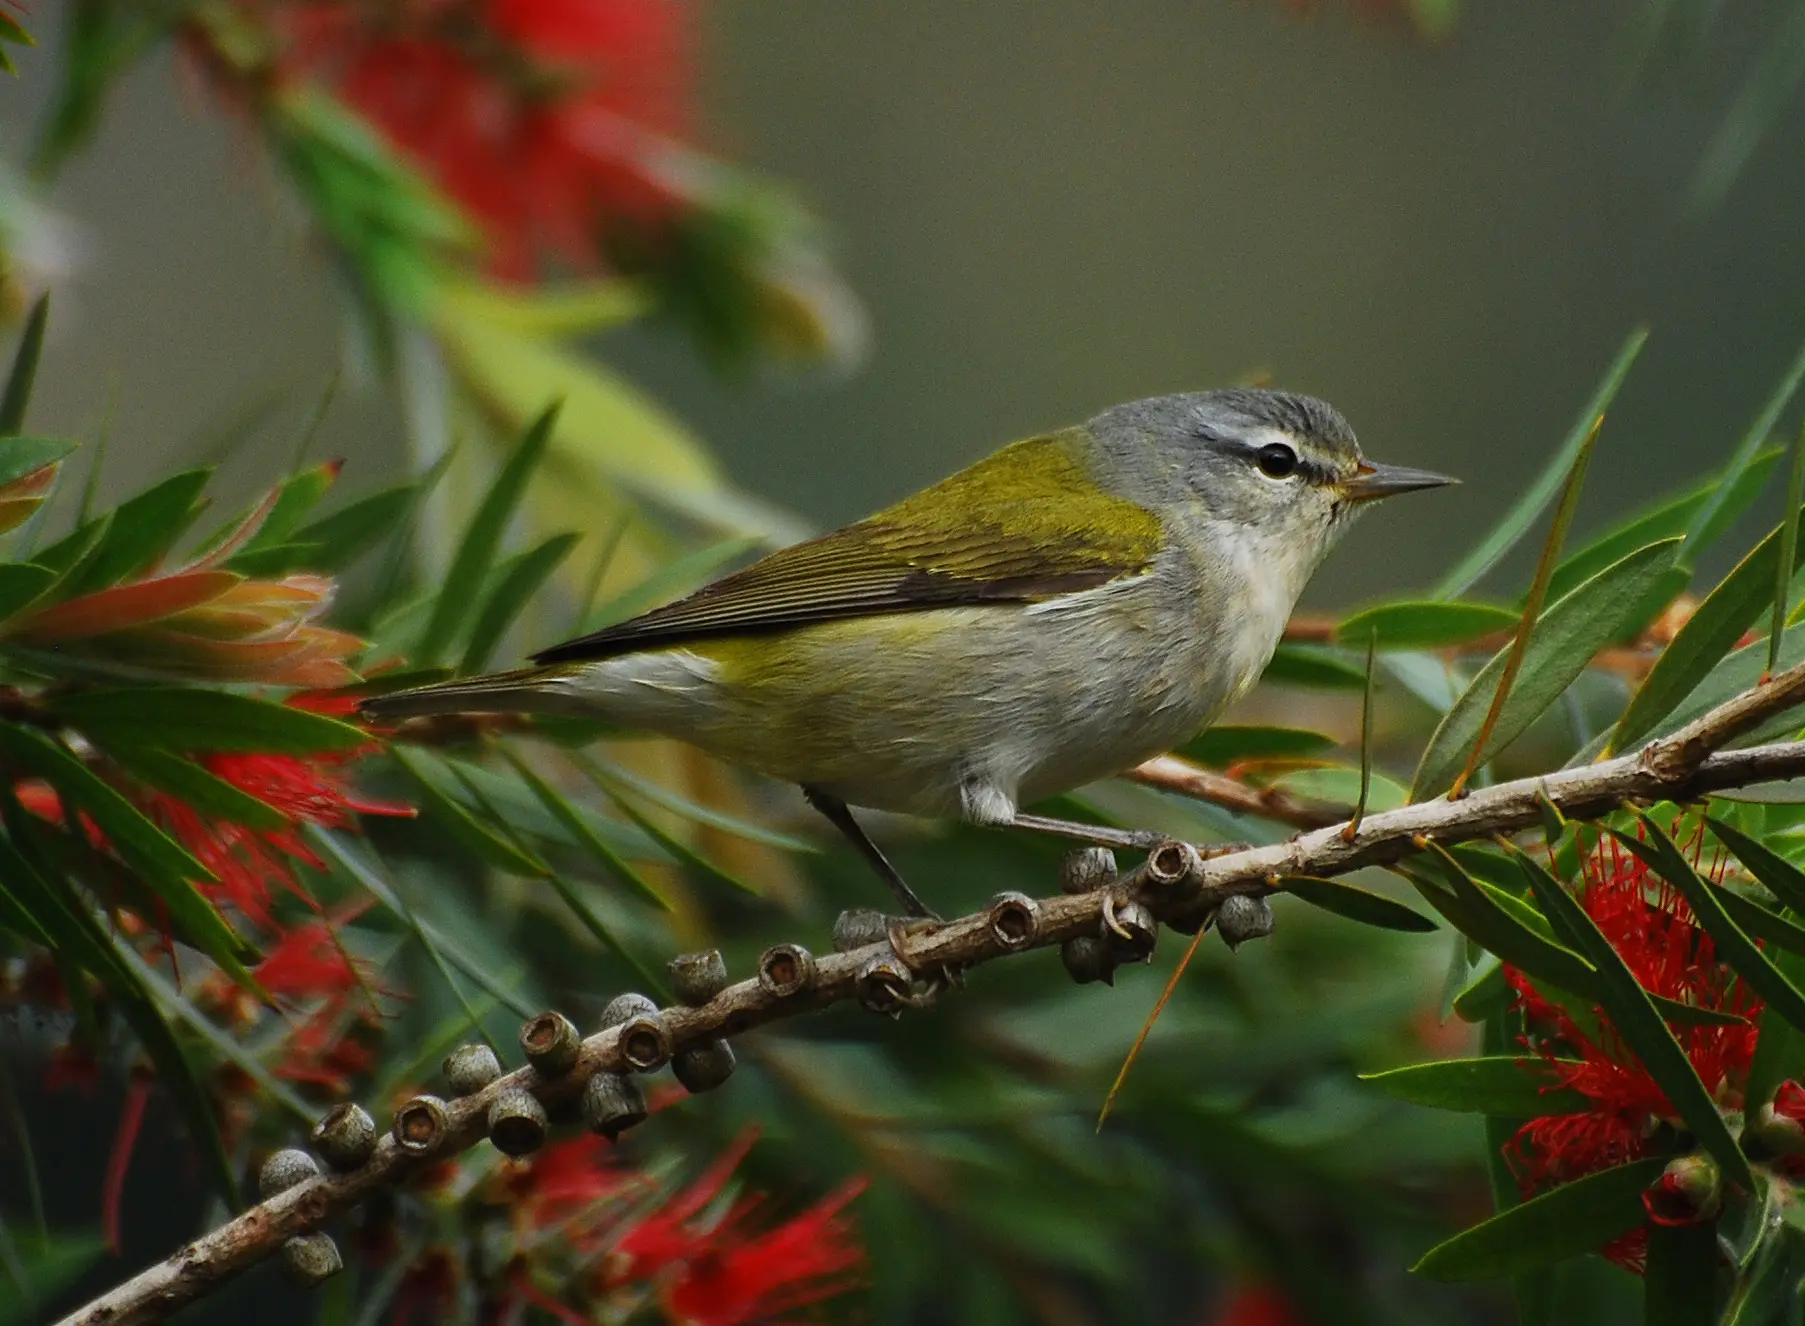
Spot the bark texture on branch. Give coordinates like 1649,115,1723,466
56,723,1805,1325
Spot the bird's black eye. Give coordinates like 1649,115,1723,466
1255,443,1299,479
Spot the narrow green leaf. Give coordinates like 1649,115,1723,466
1400,851,1599,995
1261,644,1366,690
1689,342,1805,555
1435,329,1648,598
1360,1056,1590,1115
0,564,54,622
1451,408,1608,798
1614,819,1805,1036
1334,601,1518,651
1278,876,1436,932
49,688,369,754
1748,946,1805,1127
1708,815,1805,914
417,403,559,664
1413,1156,1667,1281
499,748,668,910
1645,1219,1721,1326
1546,453,1781,606
1615,514,1805,752
234,459,342,556
30,514,109,579
580,536,762,635
59,469,214,596
1453,962,1507,1022
459,532,580,675
1175,725,1336,767
1714,887,1805,958
102,745,289,833
571,752,758,895
0,296,48,436
1413,539,1682,798
1510,846,1754,1191
0,437,75,489
285,483,416,572
1350,628,1376,834
1773,421,1805,679
580,756,818,852
387,748,549,877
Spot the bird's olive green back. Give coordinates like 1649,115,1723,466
532,429,1164,664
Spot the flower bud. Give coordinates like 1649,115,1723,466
442,1043,502,1097
1643,1152,1723,1226
487,1088,549,1158
1060,935,1115,985
311,1103,377,1171
833,908,890,952
582,1070,647,1139
1144,840,1202,887
258,1147,319,1200
758,943,817,998
1747,1101,1805,1158
985,891,1039,950
1102,899,1158,964
392,1096,449,1155
1060,847,1117,895
1216,895,1275,950
855,952,913,1016
672,1040,737,1094
520,1011,581,1077
668,949,729,1006
280,1233,343,1287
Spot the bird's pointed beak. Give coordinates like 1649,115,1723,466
1341,460,1458,503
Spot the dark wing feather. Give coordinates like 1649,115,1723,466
532,431,1163,664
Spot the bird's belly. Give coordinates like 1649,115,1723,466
582,584,1269,819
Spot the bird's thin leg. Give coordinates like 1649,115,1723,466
802,787,939,920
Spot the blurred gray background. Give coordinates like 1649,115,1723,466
5,0,1805,608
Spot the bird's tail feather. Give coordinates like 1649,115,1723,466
359,667,571,722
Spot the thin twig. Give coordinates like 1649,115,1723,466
1124,756,1344,830
56,696,1805,1325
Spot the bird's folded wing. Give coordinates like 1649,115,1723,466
532,432,1163,664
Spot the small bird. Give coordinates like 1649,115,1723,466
363,390,1451,917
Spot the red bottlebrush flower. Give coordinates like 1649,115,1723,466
259,0,692,279
1211,1284,1308,1326
1503,824,1763,1270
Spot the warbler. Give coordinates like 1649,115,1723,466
363,390,1452,916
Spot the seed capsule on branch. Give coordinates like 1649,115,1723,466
986,891,1039,949
393,1096,450,1155
582,1070,648,1138
520,1010,581,1076
833,908,890,951
1216,895,1275,950
600,992,660,1027
673,1040,737,1093
758,943,817,997
311,1103,377,1171
487,1088,549,1157
1102,899,1158,964
1061,846,1117,894
442,1042,502,1096
1144,840,1202,887
258,1148,319,1200
1061,935,1115,985
855,952,913,1016
668,949,729,1005
281,1234,343,1287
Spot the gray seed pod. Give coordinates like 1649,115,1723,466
393,1095,450,1155
985,891,1039,950
1102,899,1158,964
582,1070,648,1139
1060,935,1115,986
487,1087,549,1157
617,1014,673,1073
854,952,912,1016
1060,846,1117,895
1145,840,1203,887
668,949,729,1006
1217,895,1276,950
521,1011,581,1077
311,1103,377,1171
443,1042,503,1097
600,992,660,1028
258,1147,319,1200
833,907,890,952
281,1233,343,1287
757,943,817,997
672,1040,737,1093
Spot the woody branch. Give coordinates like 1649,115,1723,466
55,666,1805,1326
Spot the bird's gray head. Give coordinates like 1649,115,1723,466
1084,388,1454,573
